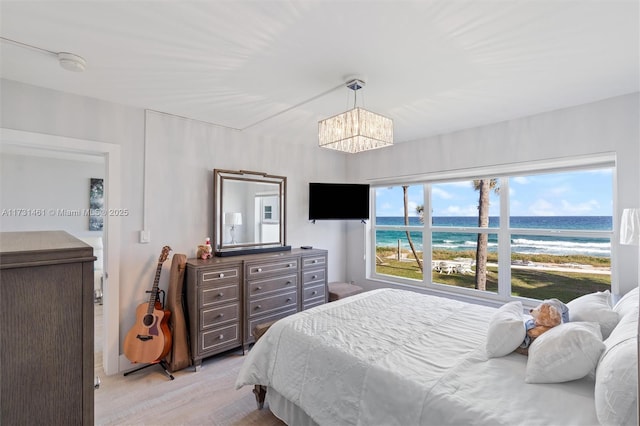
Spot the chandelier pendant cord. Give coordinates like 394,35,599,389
348,82,365,110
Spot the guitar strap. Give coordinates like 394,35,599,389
165,253,191,372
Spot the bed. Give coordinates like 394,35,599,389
236,287,638,426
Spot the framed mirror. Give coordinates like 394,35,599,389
213,169,290,256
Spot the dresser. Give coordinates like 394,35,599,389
184,257,243,370
0,231,95,425
301,253,327,310
185,248,327,368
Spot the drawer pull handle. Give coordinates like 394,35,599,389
255,305,262,310
217,292,224,297
218,334,224,340
312,260,318,263
219,273,225,278
286,297,292,302
286,281,292,285
217,313,224,318
312,291,317,295
312,275,317,279
257,268,262,272
256,286,263,290
287,263,293,268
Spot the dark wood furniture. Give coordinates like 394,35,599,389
301,253,328,309
251,320,276,409
0,231,95,425
185,248,327,369
185,256,243,370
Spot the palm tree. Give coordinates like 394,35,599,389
403,186,423,272
416,205,424,223
472,179,499,290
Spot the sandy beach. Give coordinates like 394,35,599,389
388,253,611,276
509,261,610,275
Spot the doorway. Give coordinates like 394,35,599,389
0,128,121,375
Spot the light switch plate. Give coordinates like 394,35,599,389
139,230,150,244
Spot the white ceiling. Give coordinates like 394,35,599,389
1,1,638,144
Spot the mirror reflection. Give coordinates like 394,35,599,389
213,169,288,256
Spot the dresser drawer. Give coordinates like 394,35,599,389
201,324,240,353
201,284,239,307
248,290,297,318
201,304,239,329
200,266,240,286
303,268,325,286
303,298,325,311
246,258,298,279
247,274,297,298
303,283,325,302
303,255,326,269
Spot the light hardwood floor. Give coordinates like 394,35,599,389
94,305,285,425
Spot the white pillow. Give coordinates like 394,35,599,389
613,286,639,318
485,301,525,358
525,322,604,384
567,290,619,339
595,306,638,426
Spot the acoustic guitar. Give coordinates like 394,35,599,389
124,246,173,364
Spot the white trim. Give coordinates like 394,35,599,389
368,152,617,186
0,128,121,376
370,154,618,301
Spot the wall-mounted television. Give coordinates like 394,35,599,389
308,183,370,221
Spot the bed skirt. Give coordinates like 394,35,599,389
267,387,318,426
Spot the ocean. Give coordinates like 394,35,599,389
375,216,612,258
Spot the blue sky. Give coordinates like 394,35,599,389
375,169,613,217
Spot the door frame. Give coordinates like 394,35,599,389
0,127,121,375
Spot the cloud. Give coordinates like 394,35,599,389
432,187,454,199
549,185,571,196
560,199,600,214
376,202,394,215
443,204,478,216
528,199,555,216
513,176,530,184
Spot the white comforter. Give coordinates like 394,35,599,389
236,288,598,426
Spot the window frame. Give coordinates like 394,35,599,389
369,154,617,304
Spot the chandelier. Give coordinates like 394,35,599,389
318,79,393,154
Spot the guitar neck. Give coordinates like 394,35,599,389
146,262,164,314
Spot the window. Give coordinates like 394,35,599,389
508,169,612,300
375,185,424,282
372,164,613,303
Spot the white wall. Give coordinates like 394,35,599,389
0,79,349,370
345,93,640,298
2,78,638,369
0,152,104,239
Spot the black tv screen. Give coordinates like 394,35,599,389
308,183,370,220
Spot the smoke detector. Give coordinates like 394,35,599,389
57,52,86,72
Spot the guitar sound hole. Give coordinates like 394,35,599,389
142,314,155,327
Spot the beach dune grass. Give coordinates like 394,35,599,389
375,248,610,302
